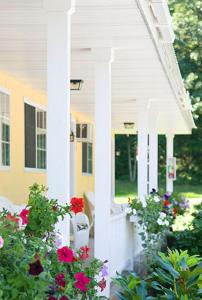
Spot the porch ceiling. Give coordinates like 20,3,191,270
0,0,194,134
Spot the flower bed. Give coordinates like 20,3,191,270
0,184,108,300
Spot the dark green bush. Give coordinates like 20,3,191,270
168,203,202,256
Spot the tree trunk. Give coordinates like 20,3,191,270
128,140,133,182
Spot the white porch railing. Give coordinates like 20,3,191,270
109,212,134,278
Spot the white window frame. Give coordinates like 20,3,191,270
0,87,10,170
24,99,47,172
82,142,93,176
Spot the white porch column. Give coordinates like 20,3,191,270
93,48,114,297
166,133,174,193
45,0,75,245
149,115,159,192
111,133,115,201
137,102,149,200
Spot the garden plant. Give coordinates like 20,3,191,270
0,184,108,300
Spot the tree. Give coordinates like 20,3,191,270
169,0,202,184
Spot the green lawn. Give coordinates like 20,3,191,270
115,179,202,203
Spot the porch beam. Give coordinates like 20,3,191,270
93,47,114,297
45,0,75,245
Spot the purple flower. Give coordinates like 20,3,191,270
54,232,63,248
163,193,170,200
29,260,44,276
101,265,109,277
150,188,157,194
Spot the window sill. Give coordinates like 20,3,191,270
82,173,93,177
0,166,10,171
24,168,46,174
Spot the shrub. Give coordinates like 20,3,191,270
113,272,151,300
113,250,202,300
168,202,202,256
152,249,202,299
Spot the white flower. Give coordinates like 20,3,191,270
142,202,147,208
159,212,166,219
125,207,132,214
154,196,160,203
157,218,163,225
132,209,137,215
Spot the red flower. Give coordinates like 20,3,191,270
74,272,90,292
57,246,74,263
60,296,69,300
6,213,19,223
79,246,90,261
163,200,170,207
55,273,66,287
29,260,44,276
70,197,84,214
98,278,107,292
173,208,178,216
19,208,30,225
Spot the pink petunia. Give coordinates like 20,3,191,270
57,246,74,263
0,236,4,249
19,209,30,225
55,273,66,287
74,272,90,292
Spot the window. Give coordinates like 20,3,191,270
24,103,46,169
82,142,93,174
0,91,10,167
76,124,88,139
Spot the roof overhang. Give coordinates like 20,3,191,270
0,0,195,134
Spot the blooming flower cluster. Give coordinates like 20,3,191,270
157,212,169,226
0,184,107,300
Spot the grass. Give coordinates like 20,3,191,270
115,179,202,203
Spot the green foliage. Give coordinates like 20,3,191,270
168,202,202,256
113,273,152,300
25,183,70,237
152,249,202,299
114,251,202,300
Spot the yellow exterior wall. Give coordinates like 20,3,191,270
0,73,94,204
0,73,47,204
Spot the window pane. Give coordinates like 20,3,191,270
37,150,46,169
24,103,36,168
37,133,46,150
37,110,46,129
82,124,87,138
76,124,81,138
0,92,10,167
82,142,87,173
88,143,93,174
2,123,10,142
2,143,10,166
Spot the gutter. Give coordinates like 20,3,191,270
135,0,196,132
